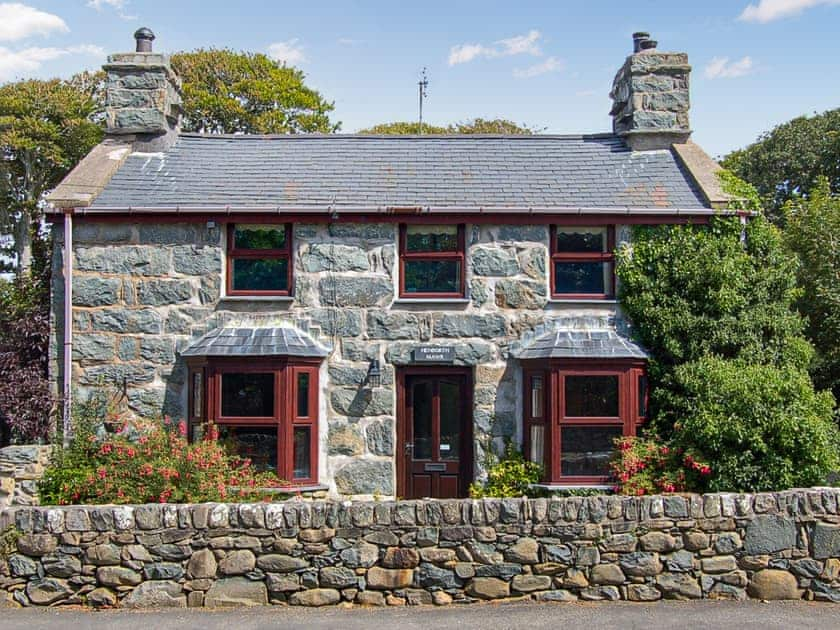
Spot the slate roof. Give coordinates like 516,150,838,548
514,328,649,360
89,133,710,210
181,325,330,358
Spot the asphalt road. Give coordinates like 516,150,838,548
1,601,839,630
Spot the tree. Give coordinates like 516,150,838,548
721,108,840,221
614,213,839,491
171,49,338,134
0,77,103,274
784,177,840,400
359,118,537,135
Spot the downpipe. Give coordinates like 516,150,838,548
62,210,73,448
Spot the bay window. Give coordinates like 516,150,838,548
188,358,319,485
399,224,465,298
524,360,646,483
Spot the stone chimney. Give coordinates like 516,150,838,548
103,28,183,151
609,32,691,151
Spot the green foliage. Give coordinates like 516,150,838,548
610,436,711,495
667,357,839,492
717,169,763,214
616,216,808,382
40,391,283,505
469,441,542,498
721,107,840,220
0,76,103,273
784,177,840,401
171,49,338,134
359,117,537,135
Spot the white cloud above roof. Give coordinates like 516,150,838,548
739,0,840,22
267,39,306,65
0,44,104,81
513,56,564,79
448,29,543,66
0,3,68,41
704,56,754,79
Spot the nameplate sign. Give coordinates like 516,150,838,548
412,346,455,363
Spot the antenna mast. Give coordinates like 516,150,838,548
418,67,428,134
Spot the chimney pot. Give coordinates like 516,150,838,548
134,27,155,52
640,39,658,51
632,32,650,53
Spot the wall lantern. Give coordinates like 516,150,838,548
367,359,381,388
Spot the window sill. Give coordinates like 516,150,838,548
393,297,471,307
529,483,614,491
219,296,295,303
547,298,618,305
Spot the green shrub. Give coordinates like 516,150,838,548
666,357,839,492
469,441,542,498
40,392,284,505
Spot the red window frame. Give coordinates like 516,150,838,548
398,224,466,298
188,357,319,486
226,223,293,297
549,225,615,299
523,359,646,484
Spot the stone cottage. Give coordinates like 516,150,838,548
46,29,734,499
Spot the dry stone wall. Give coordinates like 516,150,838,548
50,221,627,496
1,490,840,609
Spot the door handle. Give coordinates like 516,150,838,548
404,442,413,454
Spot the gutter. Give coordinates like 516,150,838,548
50,204,742,216
62,210,73,448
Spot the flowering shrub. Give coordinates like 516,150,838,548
40,394,283,505
610,436,711,495
470,441,543,498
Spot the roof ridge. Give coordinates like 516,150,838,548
176,132,621,141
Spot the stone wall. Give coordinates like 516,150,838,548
0,447,51,508
1,490,839,609
51,220,625,497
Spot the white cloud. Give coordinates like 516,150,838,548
0,44,104,80
337,38,364,46
448,29,543,66
0,3,68,42
704,56,755,79
575,89,597,97
86,0,136,20
513,56,565,79
739,0,840,22
267,39,305,65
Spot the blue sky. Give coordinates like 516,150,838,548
1,0,839,157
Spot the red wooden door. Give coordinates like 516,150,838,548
404,374,468,498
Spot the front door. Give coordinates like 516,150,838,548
399,370,472,498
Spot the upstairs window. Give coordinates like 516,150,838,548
550,226,615,299
399,224,465,298
227,224,292,296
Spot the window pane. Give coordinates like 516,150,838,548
232,258,289,292
234,224,286,250
638,375,648,418
560,426,622,477
221,373,275,417
297,372,310,418
404,260,461,294
554,261,610,294
293,426,311,479
530,374,544,419
412,381,433,459
565,375,619,417
192,372,202,419
406,225,458,252
530,425,545,466
555,227,607,253
439,380,460,461
219,425,277,473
